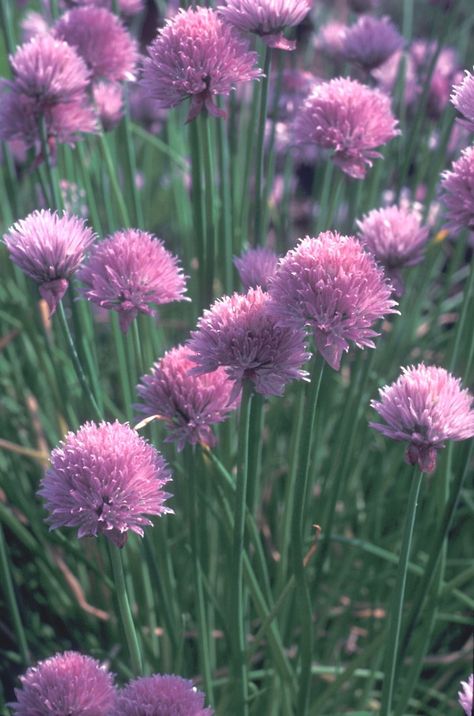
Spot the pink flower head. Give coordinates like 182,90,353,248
39,420,173,547
293,77,399,179
411,41,461,119
373,50,419,108
93,81,124,131
3,209,95,314
357,204,430,295
234,247,278,290
451,68,474,133
141,7,262,122
11,651,116,716
135,344,238,451
440,145,474,234
54,7,138,81
218,0,313,52
188,287,310,398
9,35,90,105
21,11,51,42
341,16,403,71
458,674,473,716
315,21,347,61
78,229,188,333
370,364,474,473
113,674,213,715
268,232,398,370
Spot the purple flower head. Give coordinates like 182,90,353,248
370,364,474,473
451,68,474,133
77,229,188,333
93,81,124,131
39,420,173,547
11,651,116,716
341,16,403,71
3,209,95,314
458,674,473,716
135,344,238,451
293,77,399,179
234,247,278,290
141,7,262,122
113,674,213,716
357,204,430,295
268,232,398,371
9,35,90,105
271,68,318,120
54,7,138,81
440,145,474,234
218,0,313,52
188,287,310,399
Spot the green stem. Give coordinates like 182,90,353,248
0,0,16,56
0,523,30,665
122,88,144,227
254,47,272,247
108,542,143,674
99,133,131,227
189,121,207,310
291,356,325,716
199,113,217,305
231,381,254,716
380,469,424,716
39,116,63,210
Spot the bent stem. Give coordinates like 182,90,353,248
380,468,424,716
108,541,143,675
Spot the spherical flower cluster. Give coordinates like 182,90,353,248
78,229,188,333
458,674,473,716
268,232,398,370
3,209,95,314
39,420,173,547
357,204,430,295
293,77,399,179
341,16,403,71
93,81,124,131
451,68,474,133
218,0,313,51
233,247,278,290
113,674,213,715
370,364,474,473
315,21,347,61
188,287,310,398
11,651,116,716
135,344,238,451
141,7,262,122
440,145,474,234
21,11,50,43
54,7,138,81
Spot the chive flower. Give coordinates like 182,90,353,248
268,232,398,370
218,0,313,52
458,674,473,716
293,77,399,179
77,229,188,333
11,651,116,715
233,247,278,290
440,145,474,234
135,344,238,451
141,7,262,122
39,421,173,547
188,286,310,398
370,364,474,473
92,81,124,131
451,68,474,133
3,209,95,315
113,674,213,715
341,15,403,71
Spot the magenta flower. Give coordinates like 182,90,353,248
268,232,398,370
188,287,310,398
440,146,474,234
234,247,278,290
54,7,138,81
341,16,403,71
39,420,173,547
293,77,399,179
3,209,95,314
135,344,238,451
451,68,474,132
77,229,188,333
9,35,90,105
218,0,313,52
141,7,262,122
11,651,116,716
93,81,124,131
370,364,474,473
114,674,213,716
458,674,473,716
357,204,430,295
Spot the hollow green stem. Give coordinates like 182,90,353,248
0,523,30,665
199,113,217,304
254,47,272,247
99,133,131,227
108,542,143,674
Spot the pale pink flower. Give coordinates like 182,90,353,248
451,68,474,133
93,81,124,131
458,674,473,716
